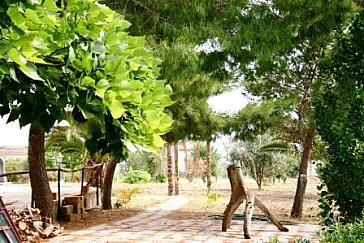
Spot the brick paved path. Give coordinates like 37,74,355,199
51,196,321,243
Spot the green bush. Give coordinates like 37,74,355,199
113,187,140,209
122,170,151,184
5,159,29,183
207,191,222,202
319,219,364,243
268,236,311,243
154,172,166,183
314,12,364,223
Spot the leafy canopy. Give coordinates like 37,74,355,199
0,0,173,157
314,11,364,223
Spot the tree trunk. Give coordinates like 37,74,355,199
291,128,315,218
192,142,201,181
182,140,188,179
257,180,262,191
174,141,179,195
167,143,173,196
28,123,54,219
102,156,117,209
222,164,288,238
206,139,212,193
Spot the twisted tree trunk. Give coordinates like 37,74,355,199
222,164,288,239
28,123,54,219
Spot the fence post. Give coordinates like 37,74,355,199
31,191,35,208
80,168,85,195
57,168,61,219
96,167,99,206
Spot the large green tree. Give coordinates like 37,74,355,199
221,1,358,218
103,1,228,196
314,10,364,223
104,1,360,215
0,0,172,217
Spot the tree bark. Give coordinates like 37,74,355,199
291,127,315,218
222,164,288,238
28,123,54,219
174,141,179,195
192,142,201,181
206,139,212,193
102,156,117,209
167,143,173,196
182,140,188,179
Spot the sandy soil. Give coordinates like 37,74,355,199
59,176,320,232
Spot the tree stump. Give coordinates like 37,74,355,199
222,164,289,239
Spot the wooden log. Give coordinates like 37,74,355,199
222,164,288,239
42,224,55,238
33,213,41,221
65,213,81,222
63,196,84,215
81,185,90,195
52,192,58,200
18,221,28,231
61,205,73,216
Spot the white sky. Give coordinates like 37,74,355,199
0,89,248,147
0,115,30,147
208,88,248,114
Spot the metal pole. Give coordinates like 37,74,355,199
57,167,61,219
31,191,35,208
80,168,85,195
96,168,99,206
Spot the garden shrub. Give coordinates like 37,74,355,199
154,172,166,183
319,218,364,243
114,187,140,209
268,236,311,243
314,12,364,223
122,170,151,184
5,159,29,183
207,191,222,202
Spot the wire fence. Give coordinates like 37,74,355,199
0,164,104,209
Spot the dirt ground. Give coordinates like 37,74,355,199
60,176,320,233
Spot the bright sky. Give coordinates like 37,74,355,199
0,115,30,147
0,89,248,147
208,88,248,114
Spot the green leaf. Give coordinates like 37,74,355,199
31,37,49,51
81,57,93,72
81,76,95,87
24,9,42,24
91,41,105,54
152,134,165,147
0,64,10,75
129,60,139,71
19,63,44,81
43,0,60,12
119,90,132,99
164,84,173,94
7,6,26,26
8,49,27,66
96,79,110,98
109,100,126,119
78,106,95,119
158,114,173,132
9,67,19,82
104,90,116,106
145,111,161,129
